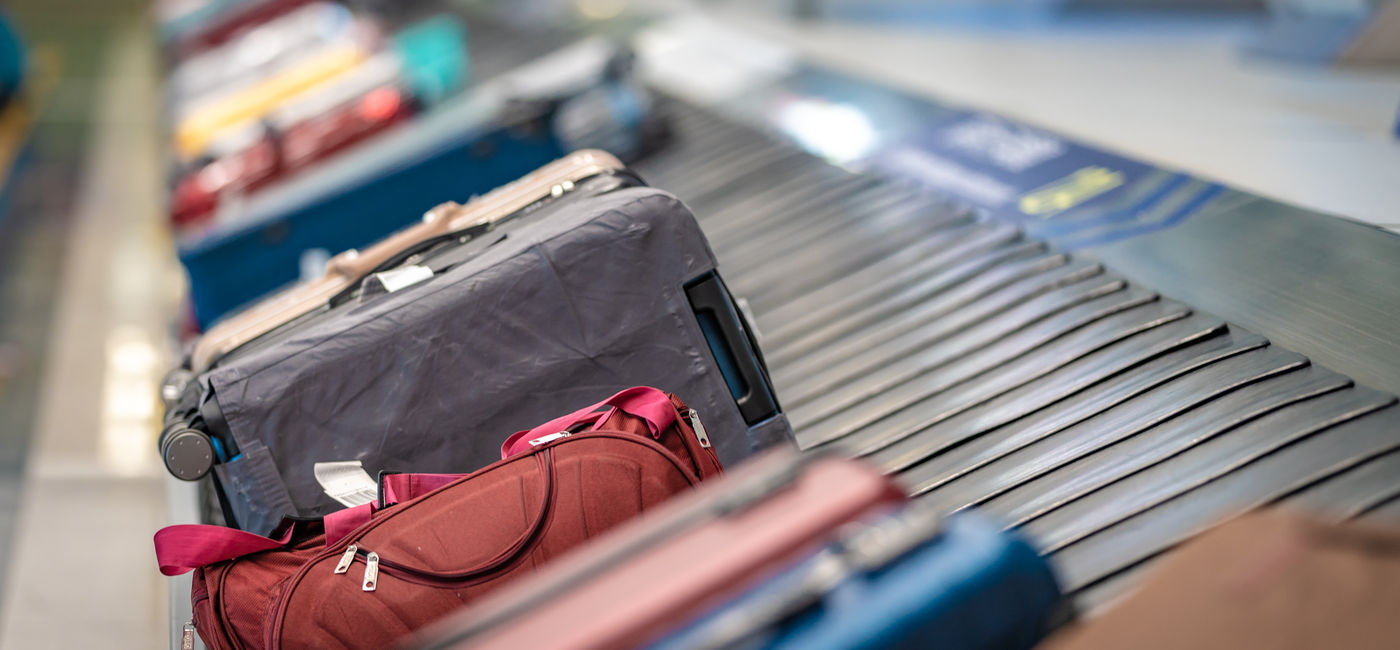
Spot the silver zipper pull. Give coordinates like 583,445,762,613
181,620,196,650
688,409,712,448
333,544,358,574
362,551,380,592
528,432,570,447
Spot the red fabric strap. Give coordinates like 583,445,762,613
154,471,469,571
155,470,475,571
381,472,465,505
323,502,376,547
154,524,295,576
499,386,676,459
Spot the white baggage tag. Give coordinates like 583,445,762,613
372,264,434,293
313,460,380,507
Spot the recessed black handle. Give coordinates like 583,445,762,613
686,272,780,425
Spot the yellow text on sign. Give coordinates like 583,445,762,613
1019,166,1125,217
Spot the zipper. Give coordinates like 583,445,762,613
267,448,548,645
686,409,711,448
329,431,706,588
528,432,570,446
337,546,537,589
184,577,204,649
333,543,358,574
268,431,698,645
181,620,196,650
674,401,722,478
362,552,380,592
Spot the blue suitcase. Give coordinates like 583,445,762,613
650,508,1064,650
177,38,659,328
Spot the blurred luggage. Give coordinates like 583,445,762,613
159,0,321,59
648,510,1062,650
164,2,374,119
156,387,721,650
174,42,368,157
176,37,664,327
168,74,417,227
167,15,466,228
159,149,790,536
408,452,1054,650
1040,510,1400,650
0,9,25,111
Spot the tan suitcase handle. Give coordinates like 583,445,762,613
324,204,456,279
190,149,626,372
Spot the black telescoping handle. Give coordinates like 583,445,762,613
685,272,780,425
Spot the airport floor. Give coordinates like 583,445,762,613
0,2,181,646
0,2,1397,647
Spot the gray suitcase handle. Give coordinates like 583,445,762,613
686,272,781,425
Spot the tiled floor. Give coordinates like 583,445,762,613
0,3,178,647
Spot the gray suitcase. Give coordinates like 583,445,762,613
159,154,793,536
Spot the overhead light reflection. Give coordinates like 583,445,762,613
101,326,162,476
776,98,877,164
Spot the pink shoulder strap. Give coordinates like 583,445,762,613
499,386,676,459
154,468,484,573
154,525,295,576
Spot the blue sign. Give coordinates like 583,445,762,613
870,112,1227,249
727,67,1228,250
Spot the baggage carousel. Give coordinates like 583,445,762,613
153,8,1400,644
631,97,1400,611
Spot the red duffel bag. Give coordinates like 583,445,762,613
155,387,723,649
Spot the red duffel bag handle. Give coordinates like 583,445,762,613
156,465,525,574
499,386,677,459
155,506,392,576
156,525,297,576
155,472,462,575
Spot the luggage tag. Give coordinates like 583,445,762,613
313,460,379,508
356,264,434,303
